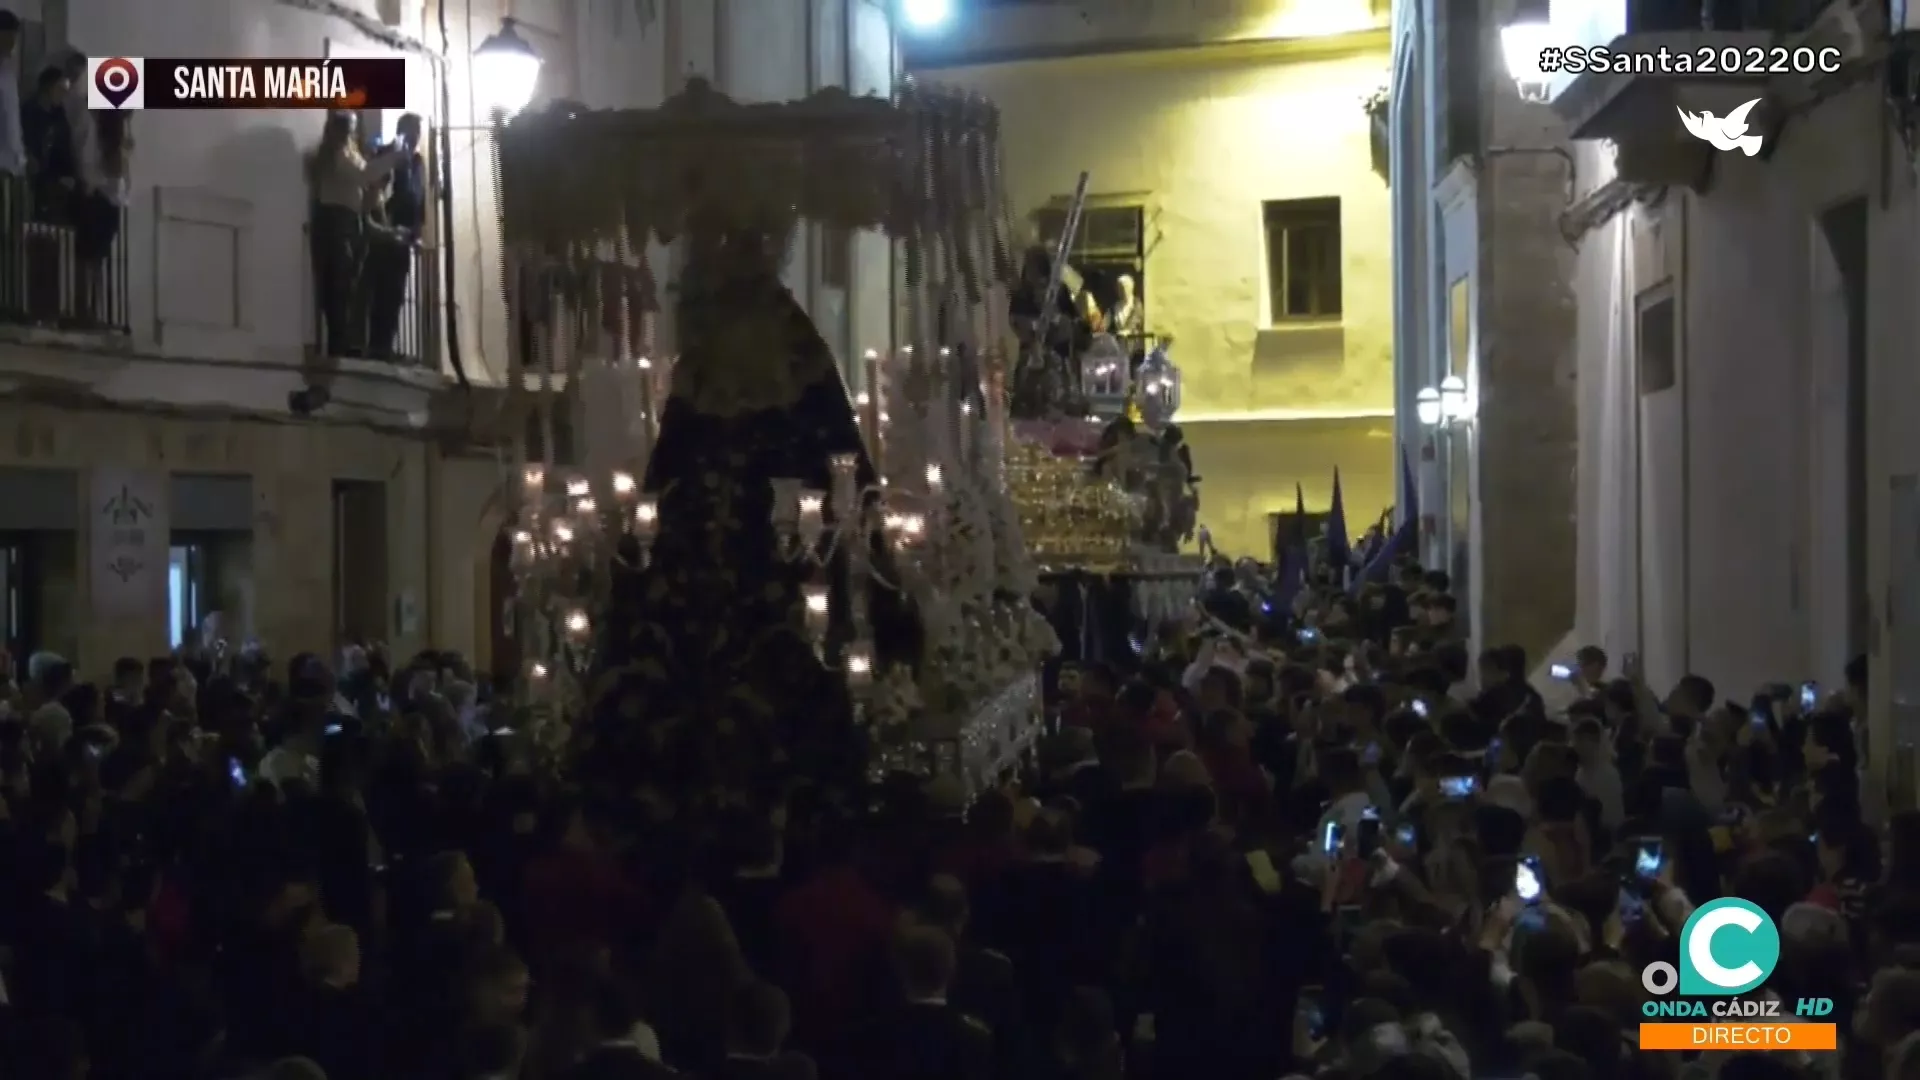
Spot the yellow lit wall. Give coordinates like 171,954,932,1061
1184,416,1396,559
933,37,1395,559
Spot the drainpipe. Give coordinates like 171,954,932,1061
437,0,471,391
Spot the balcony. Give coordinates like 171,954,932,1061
304,227,440,368
1544,0,1876,171
0,175,132,338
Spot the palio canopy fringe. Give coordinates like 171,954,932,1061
495,76,1016,263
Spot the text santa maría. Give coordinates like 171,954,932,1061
172,64,348,102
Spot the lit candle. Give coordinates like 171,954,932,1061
798,491,825,546
925,464,943,491
522,466,544,491
530,661,548,680
552,520,574,544
802,583,830,643
637,357,657,449
564,609,591,638
574,497,596,517
846,640,873,696
611,471,636,500
634,497,659,540
566,476,590,497
864,349,883,472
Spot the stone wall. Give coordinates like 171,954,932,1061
0,403,499,676
1472,0,1578,664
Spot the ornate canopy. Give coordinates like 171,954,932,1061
495,76,1015,268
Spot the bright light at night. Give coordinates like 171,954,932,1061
901,0,952,31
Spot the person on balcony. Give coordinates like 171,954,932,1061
21,65,75,223
72,111,129,326
0,12,24,181
307,110,407,358
365,113,425,361
0,12,23,320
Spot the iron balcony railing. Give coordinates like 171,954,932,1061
304,221,439,366
0,173,132,335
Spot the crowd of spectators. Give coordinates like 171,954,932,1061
0,553,1910,1080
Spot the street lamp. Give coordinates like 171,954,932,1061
1439,375,1469,423
1499,0,1553,102
1415,386,1442,427
473,17,543,116
901,0,953,31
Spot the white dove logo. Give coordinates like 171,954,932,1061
1678,99,1764,155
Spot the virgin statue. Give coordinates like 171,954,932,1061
581,217,921,806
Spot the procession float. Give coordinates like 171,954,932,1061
489,77,1062,806
1002,177,1208,672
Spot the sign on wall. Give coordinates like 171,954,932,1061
89,468,170,618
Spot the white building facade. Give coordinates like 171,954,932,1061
1525,0,1911,796
2,0,896,678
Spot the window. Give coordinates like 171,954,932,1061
1264,198,1342,321
1034,202,1148,334
1636,282,1676,393
168,544,203,648
1034,204,1144,264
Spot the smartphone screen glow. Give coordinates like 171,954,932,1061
1515,857,1543,902
1634,839,1663,878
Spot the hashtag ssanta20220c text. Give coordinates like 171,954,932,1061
1535,44,1843,77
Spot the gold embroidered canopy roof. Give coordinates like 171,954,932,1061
495,76,1013,260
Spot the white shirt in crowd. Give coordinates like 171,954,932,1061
1576,757,1625,831
0,53,22,175
258,744,319,790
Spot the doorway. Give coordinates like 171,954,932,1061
0,535,45,668
333,481,389,645
1811,199,1866,685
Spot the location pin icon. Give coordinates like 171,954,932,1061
93,58,140,108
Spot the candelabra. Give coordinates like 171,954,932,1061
770,451,943,724
507,462,663,692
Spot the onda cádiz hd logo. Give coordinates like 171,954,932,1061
1641,899,1832,1020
